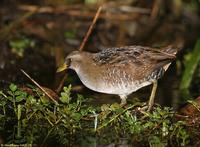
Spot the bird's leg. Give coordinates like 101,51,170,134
119,95,127,106
147,81,158,111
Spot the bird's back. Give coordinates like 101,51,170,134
93,45,177,79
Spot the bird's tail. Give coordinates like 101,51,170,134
161,45,181,56
161,45,181,71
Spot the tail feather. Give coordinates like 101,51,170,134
161,45,179,56
160,45,180,71
161,45,180,71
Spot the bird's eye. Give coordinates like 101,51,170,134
65,58,72,66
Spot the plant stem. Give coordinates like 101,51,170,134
96,105,136,131
180,39,200,99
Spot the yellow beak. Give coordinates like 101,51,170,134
56,63,68,73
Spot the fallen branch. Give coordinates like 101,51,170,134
21,69,58,105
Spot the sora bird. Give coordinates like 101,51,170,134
57,46,177,111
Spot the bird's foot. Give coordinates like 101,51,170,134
137,103,154,112
138,105,148,111
120,100,127,107
119,95,127,107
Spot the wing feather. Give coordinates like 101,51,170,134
93,46,177,80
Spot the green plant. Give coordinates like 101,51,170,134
0,84,190,146
180,39,200,99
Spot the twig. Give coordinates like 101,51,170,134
79,6,102,51
150,0,162,20
20,69,58,105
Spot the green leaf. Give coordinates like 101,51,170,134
9,83,17,92
148,136,164,147
71,113,82,121
41,96,50,105
59,85,72,103
180,39,200,99
27,95,36,103
16,95,25,102
15,91,27,102
77,94,84,102
7,96,14,102
0,100,6,106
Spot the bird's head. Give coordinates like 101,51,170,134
57,51,85,72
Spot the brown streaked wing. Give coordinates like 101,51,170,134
93,46,176,80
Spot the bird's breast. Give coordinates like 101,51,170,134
75,66,152,95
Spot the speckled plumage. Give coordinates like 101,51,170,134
65,45,177,105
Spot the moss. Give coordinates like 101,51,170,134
0,84,190,146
